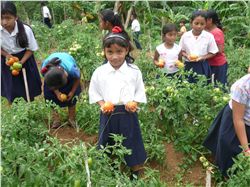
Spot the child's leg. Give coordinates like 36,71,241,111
68,105,77,128
51,109,61,129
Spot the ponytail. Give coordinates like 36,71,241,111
113,14,124,30
16,18,28,48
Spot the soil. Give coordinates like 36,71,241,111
50,127,207,186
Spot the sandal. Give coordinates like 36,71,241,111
51,121,61,129
68,119,77,128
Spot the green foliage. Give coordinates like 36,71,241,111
222,153,250,186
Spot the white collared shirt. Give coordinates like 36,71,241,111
42,6,51,19
179,30,218,57
89,61,147,105
1,22,38,54
131,19,140,32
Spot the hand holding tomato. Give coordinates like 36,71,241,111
101,101,114,114
125,101,138,113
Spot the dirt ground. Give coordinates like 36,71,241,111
49,127,207,186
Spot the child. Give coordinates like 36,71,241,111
41,52,81,129
179,10,219,83
178,19,187,37
153,23,182,76
41,2,52,28
131,13,142,50
206,9,228,86
1,1,42,104
203,74,250,177
99,9,124,33
89,27,147,179
99,9,133,63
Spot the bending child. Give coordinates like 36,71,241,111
41,52,81,129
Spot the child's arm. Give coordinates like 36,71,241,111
67,77,80,101
153,50,160,65
1,48,13,59
178,51,182,61
196,53,216,61
20,50,34,64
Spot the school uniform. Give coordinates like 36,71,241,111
179,30,218,83
156,43,181,75
131,19,142,50
89,61,147,167
42,5,52,28
1,22,42,102
208,28,228,86
203,74,250,177
42,52,81,107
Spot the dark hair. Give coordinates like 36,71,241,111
100,9,124,30
43,57,67,89
1,1,28,48
180,19,186,24
190,10,207,22
206,9,223,30
103,32,134,64
162,23,178,35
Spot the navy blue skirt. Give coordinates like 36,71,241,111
98,105,147,167
1,50,42,102
203,104,250,177
43,75,81,107
210,63,228,86
184,60,211,83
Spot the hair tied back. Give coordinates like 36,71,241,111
41,66,48,75
112,26,122,33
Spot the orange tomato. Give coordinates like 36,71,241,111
60,94,67,102
189,54,198,61
6,58,15,66
157,59,165,68
102,102,114,112
11,69,19,76
126,101,137,111
11,57,19,62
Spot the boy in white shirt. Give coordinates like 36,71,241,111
131,13,142,50
41,2,52,28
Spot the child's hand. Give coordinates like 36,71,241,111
244,148,250,156
156,59,165,68
101,101,114,114
248,66,250,74
125,101,138,113
188,54,199,62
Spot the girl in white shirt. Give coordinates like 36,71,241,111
203,74,250,177
179,10,218,83
89,26,147,179
1,1,42,104
154,23,182,76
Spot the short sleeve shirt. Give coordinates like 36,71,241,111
229,74,250,126
131,19,140,32
156,43,181,74
42,6,51,18
89,61,147,105
208,28,227,66
0,22,38,54
42,52,80,78
179,30,218,60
